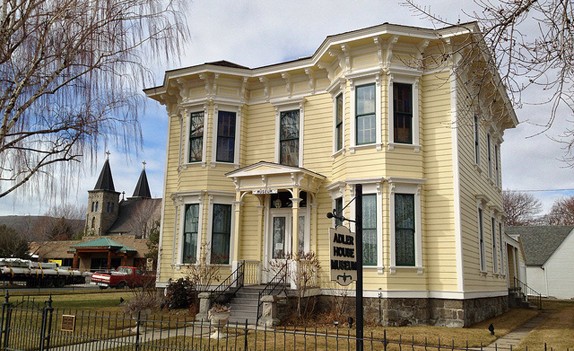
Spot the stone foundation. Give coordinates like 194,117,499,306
316,295,509,327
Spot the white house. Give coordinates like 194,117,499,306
508,226,574,299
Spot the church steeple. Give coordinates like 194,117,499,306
85,153,120,236
94,157,116,191
132,161,152,199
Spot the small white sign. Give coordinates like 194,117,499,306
252,189,278,195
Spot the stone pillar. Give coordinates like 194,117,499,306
196,292,211,321
258,295,280,327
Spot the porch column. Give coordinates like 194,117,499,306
256,197,265,284
107,251,112,270
290,187,301,256
231,191,243,273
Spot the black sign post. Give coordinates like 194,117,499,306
327,184,363,351
355,184,363,351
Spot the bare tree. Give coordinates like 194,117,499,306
405,0,574,156
0,0,188,198
546,196,574,225
503,190,542,226
0,224,29,258
129,200,160,238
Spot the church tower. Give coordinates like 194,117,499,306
85,155,120,236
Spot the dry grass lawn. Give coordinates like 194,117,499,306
514,300,574,350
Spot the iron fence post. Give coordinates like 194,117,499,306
39,295,54,351
1,291,11,350
135,310,142,351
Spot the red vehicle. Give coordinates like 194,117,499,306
91,266,155,289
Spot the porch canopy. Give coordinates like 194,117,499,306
70,237,137,271
226,161,326,268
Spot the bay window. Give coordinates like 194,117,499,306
211,204,232,264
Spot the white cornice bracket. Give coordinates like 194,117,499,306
385,35,399,70
304,68,316,93
281,72,292,97
259,77,270,102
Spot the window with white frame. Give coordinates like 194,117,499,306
189,111,205,163
363,194,378,266
395,193,416,266
335,93,344,152
211,203,232,264
279,109,300,166
182,204,199,263
491,216,498,273
478,207,486,271
389,181,423,270
499,222,505,275
355,84,376,145
474,115,480,166
487,133,493,178
215,111,237,163
494,144,500,187
393,83,413,144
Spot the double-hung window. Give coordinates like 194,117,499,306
492,217,498,273
474,115,480,165
395,193,416,266
183,204,199,263
279,110,300,166
393,83,413,144
355,84,376,145
211,204,232,264
335,93,344,151
487,133,493,178
189,111,204,163
478,207,486,271
362,194,377,266
216,111,236,163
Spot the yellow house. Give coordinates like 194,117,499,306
145,22,518,327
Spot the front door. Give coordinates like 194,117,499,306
265,209,307,282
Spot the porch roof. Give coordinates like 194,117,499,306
226,161,326,194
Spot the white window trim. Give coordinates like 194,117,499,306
347,181,384,273
333,91,345,156
387,74,421,151
476,199,487,273
491,216,498,274
474,115,481,168
211,104,241,167
348,73,382,153
499,222,505,276
205,193,235,265
487,133,493,179
274,101,304,167
173,192,204,266
327,181,346,226
184,105,208,168
388,180,424,274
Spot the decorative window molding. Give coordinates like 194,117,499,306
476,199,487,273
491,216,498,274
474,114,481,168
347,180,384,273
211,104,241,167
387,72,421,151
348,73,382,152
274,100,305,167
172,191,204,266
388,180,424,274
184,105,208,168
333,91,345,156
206,193,235,265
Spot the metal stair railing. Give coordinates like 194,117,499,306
210,261,245,305
513,276,542,309
256,264,288,322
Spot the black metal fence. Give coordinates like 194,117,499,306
0,294,567,351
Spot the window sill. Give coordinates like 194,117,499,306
479,270,488,277
209,161,240,169
180,162,207,171
332,148,346,159
473,164,482,173
387,143,421,152
389,266,424,275
349,143,377,154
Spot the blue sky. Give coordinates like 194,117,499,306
2,0,573,217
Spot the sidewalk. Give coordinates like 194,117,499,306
482,311,549,350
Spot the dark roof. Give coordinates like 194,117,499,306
507,226,574,266
93,159,116,191
107,198,161,236
132,168,151,198
206,60,249,69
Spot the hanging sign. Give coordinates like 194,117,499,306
329,226,357,286
252,189,278,195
